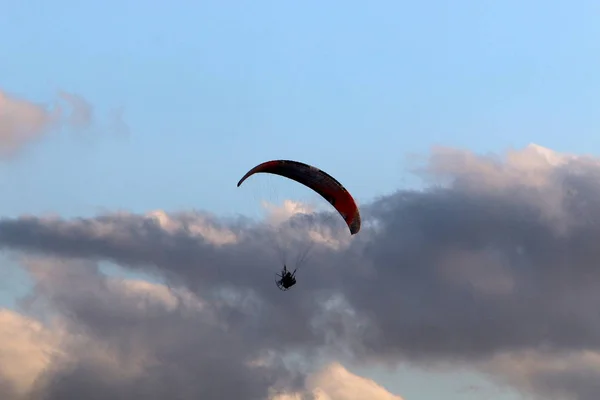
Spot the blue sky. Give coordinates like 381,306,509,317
1,0,599,398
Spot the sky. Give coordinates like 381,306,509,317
1,0,600,399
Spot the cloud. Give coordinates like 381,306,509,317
0,91,60,158
0,309,63,398
483,350,600,400
0,256,403,400
2,143,600,398
57,91,93,130
0,89,126,159
107,107,130,136
274,363,403,400
11,256,292,400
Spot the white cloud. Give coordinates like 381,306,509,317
274,363,404,400
0,310,63,397
108,278,205,313
0,89,127,159
263,199,315,226
422,143,572,189
146,209,238,246
0,90,60,158
262,200,353,250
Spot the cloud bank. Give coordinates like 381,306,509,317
0,256,403,400
2,143,600,399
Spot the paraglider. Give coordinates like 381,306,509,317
237,159,361,291
275,265,297,291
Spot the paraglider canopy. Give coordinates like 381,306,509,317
237,160,361,235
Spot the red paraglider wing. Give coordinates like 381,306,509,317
237,160,361,235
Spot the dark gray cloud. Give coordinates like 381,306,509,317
2,144,600,399
16,257,307,400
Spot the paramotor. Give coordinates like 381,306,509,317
237,159,361,291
